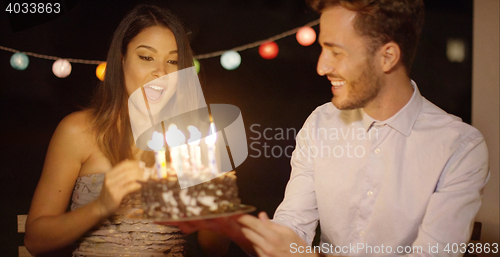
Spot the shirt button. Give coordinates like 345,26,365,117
359,231,365,236
374,148,380,154
367,190,373,196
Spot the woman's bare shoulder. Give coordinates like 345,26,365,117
55,110,95,137
49,110,97,161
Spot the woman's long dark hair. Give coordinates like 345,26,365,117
89,5,194,165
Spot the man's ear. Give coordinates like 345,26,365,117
379,42,401,72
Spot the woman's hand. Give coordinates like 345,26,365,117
95,160,146,217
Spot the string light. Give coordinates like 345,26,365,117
259,42,279,59
52,59,72,78
95,62,106,81
220,50,241,70
1,19,319,74
296,26,316,46
193,59,201,73
10,52,29,70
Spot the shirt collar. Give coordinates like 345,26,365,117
362,80,423,137
362,110,377,132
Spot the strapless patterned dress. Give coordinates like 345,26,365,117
70,173,186,257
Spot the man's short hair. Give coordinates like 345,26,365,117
308,0,425,73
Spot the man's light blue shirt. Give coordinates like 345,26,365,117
274,81,489,256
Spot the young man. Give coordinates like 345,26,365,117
236,0,489,256
170,1,489,256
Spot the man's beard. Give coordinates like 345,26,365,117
332,58,382,110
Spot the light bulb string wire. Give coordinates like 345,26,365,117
0,19,319,64
0,45,103,65
194,19,319,60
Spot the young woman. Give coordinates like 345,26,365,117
24,5,228,256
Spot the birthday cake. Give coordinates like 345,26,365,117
136,123,243,219
140,171,241,219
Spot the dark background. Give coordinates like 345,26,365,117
0,0,473,256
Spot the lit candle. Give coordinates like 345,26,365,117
181,142,190,174
204,122,218,175
187,126,202,175
165,124,187,177
147,131,167,178
154,151,167,178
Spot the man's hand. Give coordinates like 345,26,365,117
236,212,318,257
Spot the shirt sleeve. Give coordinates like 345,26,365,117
408,131,490,257
272,112,320,245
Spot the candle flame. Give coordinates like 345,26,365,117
165,124,186,148
187,126,202,145
205,122,217,145
147,131,165,151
